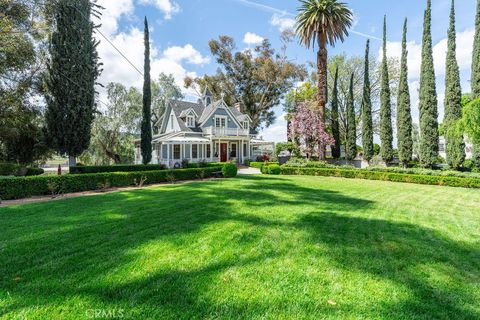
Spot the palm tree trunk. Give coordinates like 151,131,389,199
317,40,328,160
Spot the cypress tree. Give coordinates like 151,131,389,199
472,0,480,97
361,40,374,162
141,17,152,165
444,0,465,170
45,0,100,166
397,18,413,168
380,16,394,163
346,73,357,161
331,65,341,159
419,0,439,168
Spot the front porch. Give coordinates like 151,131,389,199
146,136,252,168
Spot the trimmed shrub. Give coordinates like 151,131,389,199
222,163,238,178
0,163,44,177
279,167,480,189
249,162,280,169
25,167,45,176
0,167,223,200
69,164,166,174
0,163,19,176
262,164,281,175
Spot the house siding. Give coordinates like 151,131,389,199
203,108,239,129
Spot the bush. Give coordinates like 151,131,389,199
222,163,238,178
70,164,166,174
25,167,45,176
279,167,480,189
249,161,279,169
0,163,44,177
0,167,223,200
264,164,281,175
0,163,19,176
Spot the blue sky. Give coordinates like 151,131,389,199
95,0,477,142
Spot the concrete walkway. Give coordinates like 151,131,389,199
238,167,261,175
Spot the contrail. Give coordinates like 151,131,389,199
232,0,380,41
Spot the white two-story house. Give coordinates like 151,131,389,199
135,90,274,167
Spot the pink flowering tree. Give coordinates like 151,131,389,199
289,102,334,158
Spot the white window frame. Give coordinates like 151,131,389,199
215,116,227,128
186,115,195,128
242,121,249,130
192,144,198,159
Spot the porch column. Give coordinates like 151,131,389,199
167,143,170,167
240,140,243,164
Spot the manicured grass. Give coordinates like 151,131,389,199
1,175,479,319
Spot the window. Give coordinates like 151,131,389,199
243,143,247,157
206,145,211,158
173,145,181,159
206,96,211,106
170,115,174,130
215,116,226,128
192,144,198,159
186,115,195,128
230,143,237,158
243,121,249,130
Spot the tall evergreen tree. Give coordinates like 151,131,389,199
471,0,480,162
380,16,394,163
45,0,100,166
397,18,413,168
472,0,480,97
346,73,357,161
444,0,465,169
361,40,374,162
331,65,341,159
419,0,439,168
141,17,152,165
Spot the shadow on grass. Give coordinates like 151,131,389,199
0,175,478,319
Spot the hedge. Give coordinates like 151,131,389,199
69,164,166,174
277,167,480,189
0,163,44,177
249,162,280,169
0,166,223,200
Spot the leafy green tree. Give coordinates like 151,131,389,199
331,65,341,159
296,0,353,159
444,0,465,170
185,36,306,132
45,0,101,167
418,0,439,168
151,73,184,133
361,40,374,162
397,18,413,168
380,16,394,163
141,17,152,165
472,0,480,97
346,73,357,161
82,83,142,165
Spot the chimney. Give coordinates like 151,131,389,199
234,102,243,113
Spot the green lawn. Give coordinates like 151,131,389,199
1,175,479,319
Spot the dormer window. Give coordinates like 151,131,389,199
242,121,249,130
186,115,195,128
206,96,211,106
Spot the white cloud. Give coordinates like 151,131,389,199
243,32,264,45
381,28,474,80
163,45,210,65
259,112,288,143
271,13,295,32
97,0,135,35
138,0,180,20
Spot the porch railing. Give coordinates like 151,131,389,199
204,127,249,137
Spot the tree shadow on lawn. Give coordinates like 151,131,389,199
0,176,478,319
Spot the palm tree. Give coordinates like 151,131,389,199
296,0,353,159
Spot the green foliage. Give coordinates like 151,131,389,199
185,36,306,131
280,167,480,189
380,16,394,163
459,98,480,144
444,0,465,170
346,73,357,161
361,40,374,162
250,162,280,170
0,167,223,200
0,163,44,177
331,65,341,159
419,0,439,168
275,142,299,157
69,164,167,174
472,0,480,97
263,164,281,175
397,18,414,167
141,17,152,165
222,163,238,178
45,0,101,164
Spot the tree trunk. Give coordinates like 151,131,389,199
317,40,328,160
68,155,76,167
